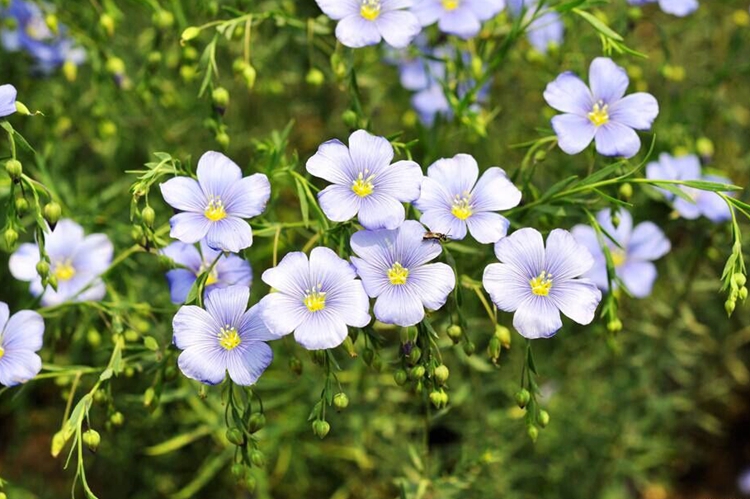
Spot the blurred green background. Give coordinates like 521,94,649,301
1,1,749,498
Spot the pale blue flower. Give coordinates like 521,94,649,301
412,0,505,39
572,209,671,298
628,0,698,16
483,228,602,339
645,153,732,223
9,219,113,307
160,151,271,253
544,57,659,158
172,286,275,386
161,241,252,304
507,0,564,54
306,130,423,230
414,154,522,243
260,247,371,350
0,84,17,117
315,0,421,48
350,220,455,326
0,302,44,387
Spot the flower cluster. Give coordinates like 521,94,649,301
0,0,86,74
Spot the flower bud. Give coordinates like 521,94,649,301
153,9,174,28
36,260,50,279
4,228,18,248
44,201,62,226
215,131,230,149
333,392,349,410
306,68,325,86
447,324,462,343
5,158,22,179
181,26,201,44
538,410,550,428
250,449,265,468
83,429,101,452
433,365,450,385
494,324,512,349
430,390,444,409
619,182,633,200
527,425,539,442
515,388,531,409
409,365,425,380
143,387,156,407
487,336,501,361
607,318,623,333
407,346,422,365
231,463,247,478
733,273,747,288
696,137,714,159
242,65,257,89
15,100,30,115
226,427,244,446
533,149,546,163
248,413,266,433
740,287,748,302
342,336,356,357
0,492,7,499
212,87,230,109
341,109,359,129
141,206,155,227
725,299,736,316
289,356,303,375
110,411,125,426
15,197,28,214
51,429,67,457
105,57,126,76
312,420,330,439
243,475,257,492
99,13,115,36
393,369,408,386
63,60,77,82
87,328,101,348
463,341,476,356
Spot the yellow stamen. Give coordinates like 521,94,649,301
205,272,219,286
388,262,409,285
588,101,610,127
360,0,382,21
530,271,553,297
451,194,473,220
0,346,5,360
303,286,327,312
54,260,76,281
611,250,626,268
204,197,227,222
218,325,241,350
442,0,460,10
351,171,375,198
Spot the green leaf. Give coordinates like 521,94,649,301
574,8,623,41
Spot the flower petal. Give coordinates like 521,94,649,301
239,303,282,341
46,220,85,259
420,206,467,240
3,310,44,352
259,293,307,337
205,217,253,253
513,296,563,339
544,228,594,281
9,243,40,282
205,285,249,328
374,160,423,203
549,279,601,324
412,0,444,25
628,222,670,261
543,72,592,115
0,84,17,117
471,167,522,212
609,92,659,130
437,8,482,38
72,234,113,275
0,303,8,332
594,122,641,158
196,151,243,199
619,261,657,298
335,15,383,48
294,309,349,350
224,173,271,218
426,154,479,197
262,251,310,296
318,184,361,224
166,269,197,304
349,130,395,176
0,350,42,387
374,285,424,326
658,0,698,16
483,262,530,312
589,57,629,104
466,211,510,244
408,262,455,310
465,0,505,20
216,254,253,288
162,242,202,272
226,342,273,386
177,347,227,385
376,10,422,48
172,305,220,350
315,0,359,19
327,280,372,328
170,212,211,244
350,256,390,298
306,139,355,185
551,114,597,155
160,177,206,212
358,193,406,230
494,227,545,278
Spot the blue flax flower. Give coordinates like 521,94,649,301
544,57,659,158
306,130,423,230
572,209,671,298
161,241,252,304
483,228,602,339
646,153,732,223
0,84,17,117
315,0,421,49
411,0,505,39
0,301,44,387
414,154,522,243
628,0,698,16
350,220,455,326
260,247,371,350
172,286,275,386
507,0,564,54
160,151,271,253
9,219,113,307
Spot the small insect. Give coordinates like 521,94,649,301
423,232,451,243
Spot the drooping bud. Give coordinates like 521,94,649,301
180,26,201,44
43,201,62,226
619,182,633,200
409,365,425,380
447,324,462,343
248,413,266,433
15,197,28,214
83,429,101,452
110,411,125,426
333,392,349,410
4,228,18,248
15,100,30,115
725,299,736,316
494,324,512,349
250,449,265,468
243,475,257,492
538,410,550,428
215,131,230,149
429,390,444,409
527,425,539,442
5,159,22,179
305,68,325,86
433,365,450,385
607,318,623,333
463,341,476,356
105,57,126,76
226,427,245,446
487,336,501,362
696,137,714,159
152,9,174,28
515,388,531,409
740,287,748,302
143,387,156,407
312,419,330,439
36,260,50,279
212,87,230,111
51,430,67,457
732,273,747,288
242,64,257,89
341,109,359,129
289,356,303,375
393,369,408,386
407,346,422,365
99,13,115,36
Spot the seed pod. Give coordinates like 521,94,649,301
226,427,244,446
333,392,349,410
515,389,531,409
44,201,62,226
5,159,22,179
433,365,450,384
83,429,101,452
248,413,266,433
312,420,330,439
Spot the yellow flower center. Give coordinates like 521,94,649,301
588,101,610,127
198,263,220,286
451,194,473,220
442,0,460,10
530,271,553,297
303,286,327,312
360,0,382,21
218,325,241,351
388,262,409,285
54,260,76,281
611,250,626,268
351,171,375,198
204,197,227,222
0,346,5,360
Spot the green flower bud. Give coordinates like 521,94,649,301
447,324,462,343
429,390,444,409
181,26,201,43
4,228,18,248
250,449,265,468
515,388,531,409
463,341,476,356
36,260,50,279
725,299,736,316
494,324,512,348
105,57,125,75
312,419,330,439
407,346,422,365
0,492,7,499
83,429,101,452
143,387,156,407
51,429,67,457
124,329,140,342
487,336,501,361
215,131,230,149
233,58,248,74
333,392,349,410
289,356,303,375
86,328,102,348
733,273,747,288
433,365,450,384
243,474,257,492
527,425,539,442
409,365,425,380
533,149,546,163
5,158,22,179
306,68,325,86
15,197,28,214
110,411,125,426
43,201,62,225
740,287,748,301
248,413,266,433
619,182,633,200
341,109,359,129
242,65,257,89
226,427,245,446
99,13,115,36
212,87,230,108
153,9,174,28
393,369,408,386
15,100,31,115
141,206,155,227
607,318,623,333
696,137,714,158
538,410,550,428
231,463,247,478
